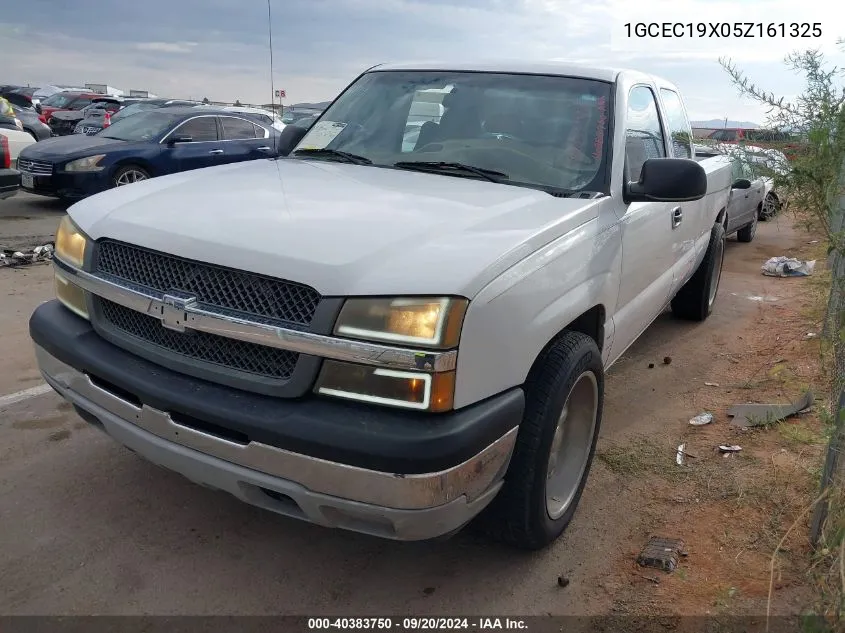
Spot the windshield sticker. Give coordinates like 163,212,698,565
299,121,347,150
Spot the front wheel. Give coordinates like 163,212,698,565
113,165,150,188
671,222,726,321
478,331,604,550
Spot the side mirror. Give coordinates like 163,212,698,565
35,103,43,114
626,158,707,203
276,124,308,156
167,135,193,145
731,178,752,189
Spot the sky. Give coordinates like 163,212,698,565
3,0,844,125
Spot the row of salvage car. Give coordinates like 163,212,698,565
9,103,318,200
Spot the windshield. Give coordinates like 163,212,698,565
99,110,184,142
42,93,75,107
293,70,612,193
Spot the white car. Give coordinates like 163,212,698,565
32,61,733,549
197,105,286,133
703,142,788,220
0,125,35,167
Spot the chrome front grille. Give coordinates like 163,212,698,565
17,159,53,175
99,298,298,380
95,240,321,327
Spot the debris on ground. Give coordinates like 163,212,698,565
704,382,720,387
718,445,742,453
637,537,685,572
689,413,714,426
761,256,816,277
806,332,818,339
663,356,672,365
0,243,54,268
676,443,686,465
648,363,655,369
727,390,815,428
557,576,570,588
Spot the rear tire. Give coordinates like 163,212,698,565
671,222,726,322
478,331,604,550
759,193,780,221
736,213,757,243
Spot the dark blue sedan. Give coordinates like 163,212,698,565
17,106,282,200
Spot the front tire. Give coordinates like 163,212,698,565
113,165,150,188
479,331,604,550
671,222,726,322
759,193,780,221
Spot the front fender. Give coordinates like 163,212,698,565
453,217,622,409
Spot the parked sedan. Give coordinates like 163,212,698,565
724,156,765,243
17,106,281,200
12,104,52,140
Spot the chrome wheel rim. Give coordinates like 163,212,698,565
545,371,599,521
762,195,776,219
115,169,147,186
708,235,725,308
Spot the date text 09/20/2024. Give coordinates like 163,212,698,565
308,618,528,630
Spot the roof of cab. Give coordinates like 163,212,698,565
368,60,624,82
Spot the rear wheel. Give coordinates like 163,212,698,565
671,222,726,321
113,165,150,188
479,331,603,550
736,212,757,243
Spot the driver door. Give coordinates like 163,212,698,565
161,115,224,174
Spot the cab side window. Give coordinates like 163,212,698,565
659,88,692,159
625,86,665,183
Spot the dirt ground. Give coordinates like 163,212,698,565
0,193,831,621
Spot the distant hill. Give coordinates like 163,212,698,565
691,119,761,129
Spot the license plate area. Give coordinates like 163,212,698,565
21,173,33,188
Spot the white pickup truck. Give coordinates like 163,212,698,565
30,61,733,550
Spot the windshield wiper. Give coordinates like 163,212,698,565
392,161,508,183
292,148,372,165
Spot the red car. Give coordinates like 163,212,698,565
706,127,804,160
37,91,105,124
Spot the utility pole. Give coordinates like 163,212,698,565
267,0,275,112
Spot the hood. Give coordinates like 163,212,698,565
20,134,127,161
68,159,602,298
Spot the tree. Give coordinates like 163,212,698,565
202,97,210,104
234,99,242,107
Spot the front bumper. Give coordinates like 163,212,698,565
0,168,20,200
31,301,523,540
20,168,108,199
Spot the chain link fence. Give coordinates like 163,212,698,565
810,159,845,546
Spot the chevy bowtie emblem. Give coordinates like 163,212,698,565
158,293,197,332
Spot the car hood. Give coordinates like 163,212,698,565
20,135,128,161
68,159,602,298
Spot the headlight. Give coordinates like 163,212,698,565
64,154,106,172
315,360,455,412
333,297,468,348
55,215,88,268
54,269,89,320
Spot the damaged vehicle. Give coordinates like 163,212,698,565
31,61,732,549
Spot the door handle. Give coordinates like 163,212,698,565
208,149,224,155
257,146,272,152
671,206,683,229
